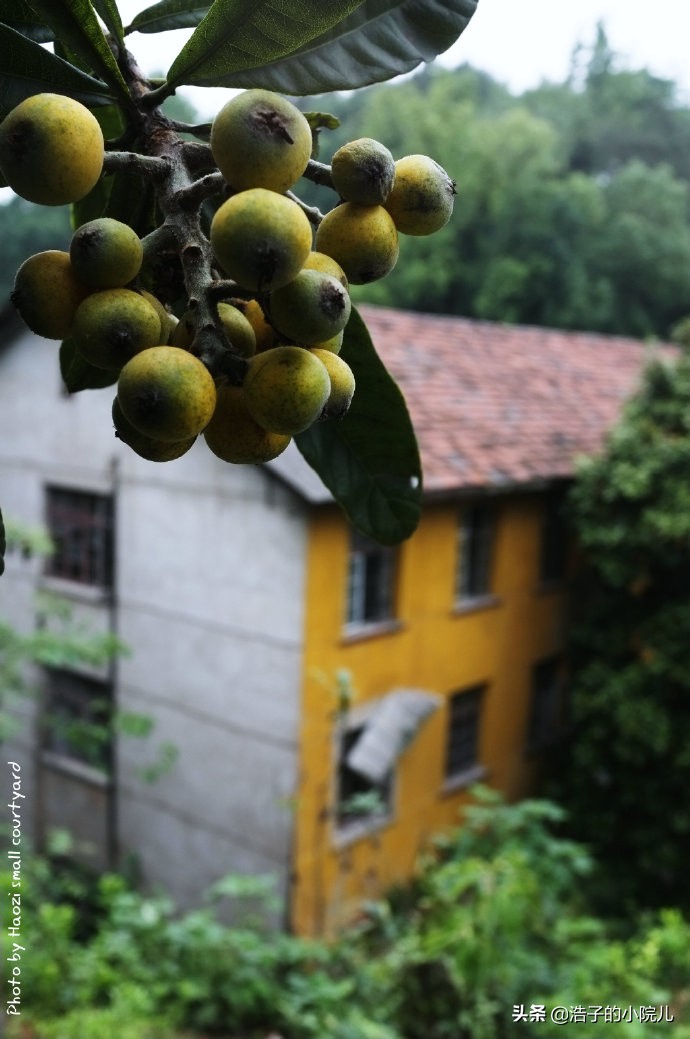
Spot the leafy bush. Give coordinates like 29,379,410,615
9,790,690,1039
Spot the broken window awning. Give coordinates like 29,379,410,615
345,688,442,785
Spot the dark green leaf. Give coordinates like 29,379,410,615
59,338,118,392
71,171,113,227
0,1,54,41
184,0,477,94
129,0,211,34
165,0,365,90
0,23,114,117
91,0,125,46
295,306,422,545
0,506,5,577
24,0,130,103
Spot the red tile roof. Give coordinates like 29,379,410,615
358,304,672,496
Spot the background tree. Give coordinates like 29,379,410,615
299,31,690,337
548,346,690,912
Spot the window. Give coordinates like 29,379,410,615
42,668,113,773
539,490,568,585
45,487,114,589
456,504,494,601
345,530,396,628
445,684,484,778
526,657,563,752
336,725,393,826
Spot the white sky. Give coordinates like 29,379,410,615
113,0,690,117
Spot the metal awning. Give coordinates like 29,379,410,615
345,688,442,784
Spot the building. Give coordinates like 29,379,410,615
0,302,662,934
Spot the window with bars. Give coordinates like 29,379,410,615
42,668,114,773
455,504,494,601
45,487,114,589
526,657,563,752
345,530,396,628
445,684,484,778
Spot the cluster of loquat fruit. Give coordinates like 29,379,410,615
0,88,455,466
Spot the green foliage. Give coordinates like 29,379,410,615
548,351,690,911
300,44,690,339
9,789,690,1039
296,306,422,544
199,0,479,96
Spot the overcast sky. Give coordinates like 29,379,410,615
113,0,690,116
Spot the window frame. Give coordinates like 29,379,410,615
332,701,399,845
344,529,397,632
41,667,114,776
44,486,114,591
455,503,495,605
444,683,486,785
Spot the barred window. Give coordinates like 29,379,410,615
445,684,484,777
345,530,396,627
42,668,113,773
456,505,494,600
45,487,114,589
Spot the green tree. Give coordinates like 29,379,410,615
549,348,690,912
593,160,690,337
563,24,690,179
304,56,690,336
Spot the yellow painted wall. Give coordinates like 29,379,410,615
291,492,568,936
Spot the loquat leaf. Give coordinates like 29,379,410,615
173,0,478,95
0,23,114,118
128,0,211,34
165,0,365,91
24,0,131,105
296,306,422,545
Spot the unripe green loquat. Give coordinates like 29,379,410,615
204,383,291,464
112,397,196,462
302,250,349,290
72,289,163,371
309,348,356,419
331,137,395,205
0,93,104,206
171,305,256,358
210,188,313,292
217,303,257,358
210,89,313,194
315,203,399,284
11,249,89,339
243,346,331,435
237,298,276,352
313,329,344,354
117,346,217,442
268,270,351,345
140,291,176,343
70,217,143,290
384,154,456,236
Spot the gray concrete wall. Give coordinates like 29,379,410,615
0,329,308,916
